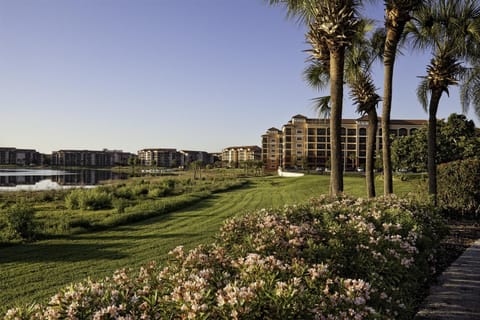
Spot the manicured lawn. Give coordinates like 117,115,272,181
0,174,418,311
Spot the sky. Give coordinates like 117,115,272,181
1,0,479,154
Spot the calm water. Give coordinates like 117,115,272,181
0,169,128,191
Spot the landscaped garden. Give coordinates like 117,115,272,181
0,157,479,318
0,171,421,313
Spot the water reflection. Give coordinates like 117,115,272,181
0,169,128,191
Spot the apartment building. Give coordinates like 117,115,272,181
221,146,262,167
0,147,42,166
137,148,179,167
51,149,134,167
262,114,426,171
178,150,213,167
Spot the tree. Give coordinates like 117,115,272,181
190,160,203,180
407,0,480,204
392,114,480,171
305,22,382,198
381,0,425,195
267,0,362,196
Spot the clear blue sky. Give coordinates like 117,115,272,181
1,0,478,154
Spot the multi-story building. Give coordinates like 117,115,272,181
262,114,426,171
137,148,179,167
178,150,213,167
222,146,262,167
0,147,42,166
51,149,134,167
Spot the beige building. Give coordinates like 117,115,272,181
222,146,262,167
262,114,426,171
137,148,178,167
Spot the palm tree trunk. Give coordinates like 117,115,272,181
428,89,442,205
329,48,345,196
366,110,378,198
382,27,402,195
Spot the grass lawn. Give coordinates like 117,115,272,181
0,174,420,311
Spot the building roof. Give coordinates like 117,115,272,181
223,145,261,151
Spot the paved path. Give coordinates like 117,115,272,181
415,239,480,320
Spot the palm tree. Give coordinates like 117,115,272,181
267,0,362,196
305,25,382,198
381,0,425,195
347,66,381,198
406,0,480,204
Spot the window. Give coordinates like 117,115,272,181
410,128,417,135
347,128,356,136
296,144,303,148
341,127,346,135
318,137,326,142
347,137,356,143
317,128,326,135
399,128,408,136
296,137,303,141
296,129,303,134
359,128,366,136
308,128,315,135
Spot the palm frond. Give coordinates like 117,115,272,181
303,61,330,90
311,96,331,118
416,77,430,112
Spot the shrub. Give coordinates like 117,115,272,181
65,189,112,211
3,196,446,319
112,198,128,214
437,158,480,217
3,202,36,241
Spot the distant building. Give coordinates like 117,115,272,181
178,150,213,167
221,146,262,167
0,147,42,166
51,149,134,167
262,114,427,171
137,148,179,167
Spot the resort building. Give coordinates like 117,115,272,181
221,146,262,167
137,148,179,167
261,114,426,171
51,149,134,167
137,148,216,167
0,147,42,166
178,150,214,167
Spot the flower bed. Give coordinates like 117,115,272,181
4,195,446,319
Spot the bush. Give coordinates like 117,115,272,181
437,158,480,217
3,202,36,241
65,189,112,211
112,198,128,214
3,196,446,319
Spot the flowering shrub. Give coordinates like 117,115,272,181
4,195,445,319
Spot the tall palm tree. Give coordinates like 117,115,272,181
267,0,362,196
305,26,382,198
381,0,425,195
406,0,480,204
346,44,381,198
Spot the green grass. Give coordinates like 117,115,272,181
0,175,419,311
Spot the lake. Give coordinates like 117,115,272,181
0,168,128,191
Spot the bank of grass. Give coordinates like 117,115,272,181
0,174,419,311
